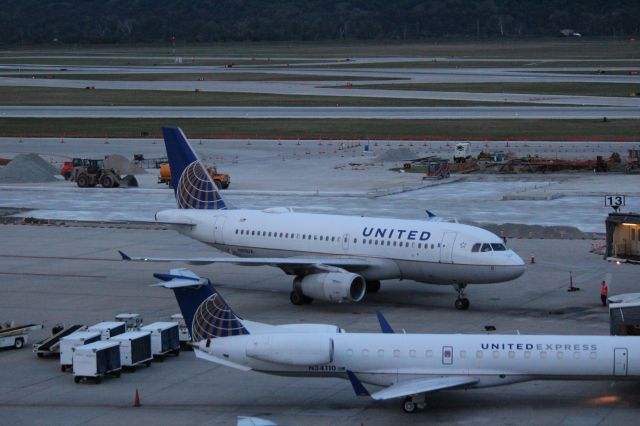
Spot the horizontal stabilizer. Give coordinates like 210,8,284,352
150,278,208,288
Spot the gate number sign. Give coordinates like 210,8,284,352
605,195,625,208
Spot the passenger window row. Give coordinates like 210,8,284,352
346,348,598,361
235,229,341,242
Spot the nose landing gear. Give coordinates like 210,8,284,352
453,283,470,310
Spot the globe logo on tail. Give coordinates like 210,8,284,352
192,293,249,340
176,161,226,210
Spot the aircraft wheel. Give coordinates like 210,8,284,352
290,290,305,306
455,299,464,310
14,338,23,349
402,397,417,414
461,298,470,310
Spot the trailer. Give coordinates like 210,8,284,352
169,314,191,349
140,322,180,361
114,313,143,332
0,323,42,350
33,324,85,357
72,340,122,383
111,331,153,370
88,321,126,340
60,331,101,372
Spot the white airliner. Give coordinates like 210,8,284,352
120,127,525,310
157,269,639,413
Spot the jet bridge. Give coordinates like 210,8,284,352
609,293,640,336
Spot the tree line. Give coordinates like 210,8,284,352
1,0,638,44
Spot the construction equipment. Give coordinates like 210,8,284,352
627,149,640,174
33,324,85,358
421,158,451,180
453,142,471,163
158,163,230,189
0,322,43,350
71,159,138,188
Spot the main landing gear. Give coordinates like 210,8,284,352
290,285,313,306
453,283,470,310
402,395,426,413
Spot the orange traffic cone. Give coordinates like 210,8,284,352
134,387,141,407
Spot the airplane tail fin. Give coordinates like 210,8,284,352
152,268,249,340
161,126,227,210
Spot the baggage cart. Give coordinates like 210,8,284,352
60,331,101,372
140,322,180,361
88,321,126,340
111,331,152,370
72,340,122,383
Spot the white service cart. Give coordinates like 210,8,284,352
169,313,191,349
60,331,101,372
72,340,122,383
111,331,153,370
140,322,180,361
88,321,126,340
114,313,143,331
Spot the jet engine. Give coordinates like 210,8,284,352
246,335,333,366
295,272,366,303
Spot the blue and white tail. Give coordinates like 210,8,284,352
162,127,227,210
152,268,249,340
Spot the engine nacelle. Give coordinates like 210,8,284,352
295,272,366,303
246,334,333,366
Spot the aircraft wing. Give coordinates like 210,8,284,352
119,250,373,275
369,376,479,400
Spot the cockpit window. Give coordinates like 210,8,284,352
471,243,481,252
481,243,492,252
491,243,506,251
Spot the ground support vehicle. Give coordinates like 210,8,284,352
140,322,180,361
72,341,122,384
33,324,85,357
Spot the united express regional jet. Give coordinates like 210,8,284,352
120,127,525,310
157,269,639,413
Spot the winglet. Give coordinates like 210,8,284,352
119,250,131,261
426,210,436,218
346,370,370,397
375,310,395,334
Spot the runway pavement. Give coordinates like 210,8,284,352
1,105,639,119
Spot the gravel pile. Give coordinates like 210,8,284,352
0,154,58,183
375,148,416,162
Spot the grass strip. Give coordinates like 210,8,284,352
1,118,638,141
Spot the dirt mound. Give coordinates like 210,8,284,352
0,154,58,183
375,148,416,162
104,154,145,175
465,221,589,239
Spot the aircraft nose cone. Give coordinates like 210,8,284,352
508,252,526,279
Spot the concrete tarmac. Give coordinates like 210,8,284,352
0,225,639,426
